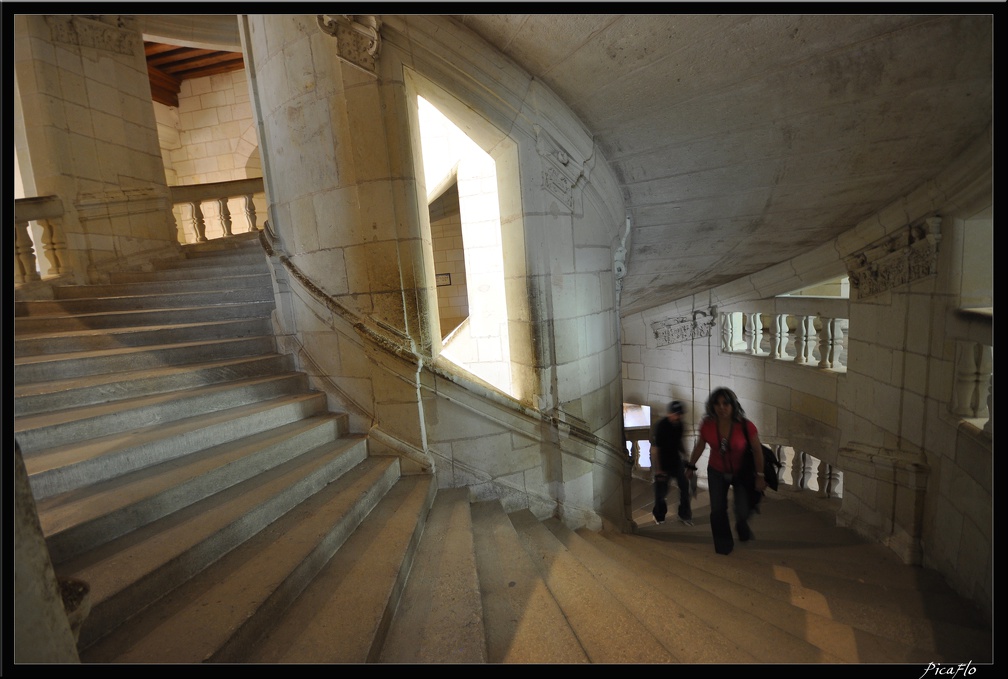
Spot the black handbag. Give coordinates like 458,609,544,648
741,421,782,512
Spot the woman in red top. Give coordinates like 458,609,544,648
685,387,766,554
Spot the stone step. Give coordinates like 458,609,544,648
64,447,390,652
14,316,273,357
542,518,758,663
22,391,330,500
656,496,992,660
52,273,273,299
608,525,932,662
149,249,266,272
15,372,311,452
13,286,273,317
507,508,675,663
243,472,436,664
39,415,353,564
15,354,294,416
107,260,269,283
11,301,275,334
378,487,486,663
468,500,588,663
577,528,843,662
179,231,261,252
14,335,277,384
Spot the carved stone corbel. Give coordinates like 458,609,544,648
316,15,382,76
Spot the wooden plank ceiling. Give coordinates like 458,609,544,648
145,42,244,107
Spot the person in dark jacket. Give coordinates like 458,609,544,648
651,400,693,525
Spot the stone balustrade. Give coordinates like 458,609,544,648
13,195,66,284
170,178,266,242
719,296,850,371
15,178,267,287
949,306,993,436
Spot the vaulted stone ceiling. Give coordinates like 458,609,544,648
139,14,993,318
455,14,993,316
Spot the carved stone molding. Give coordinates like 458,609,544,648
317,15,382,76
844,216,942,300
45,15,139,56
75,188,169,221
651,308,717,347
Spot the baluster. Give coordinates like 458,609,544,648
189,201,207,242
984,373,993,436
745,312,763,355
783,315,799,362
727,312,745,352
788,449,804,491
217,198,233,237
951,342,979,417
825,466,843,499
818,317,835,368
629,438,641,471
15,219,41,283
758,314,772,355
976,345,992,420
771,314,787,359
770,444,784,488
815,459,829,498
40,218,68,275
834,319,848,370
805,316,817,363
720,313,731,351
243,194,258,231
794,315,815,364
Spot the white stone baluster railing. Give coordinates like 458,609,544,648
170,177,266,244
14,196,67,284
948,307,992,435
720,297,849,373
623,425,651,477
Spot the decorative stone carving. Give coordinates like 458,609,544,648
317,15,382,76
844,216,942,300
45,15,139,56
614,215,631,306
652,308,716,346
534,124,589,213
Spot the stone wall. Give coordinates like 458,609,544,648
14,15,178,281
244,15,628,529
620,130,993,619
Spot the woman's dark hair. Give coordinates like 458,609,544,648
704,387,746,421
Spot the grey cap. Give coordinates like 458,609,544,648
668,400,684,415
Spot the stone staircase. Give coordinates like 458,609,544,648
14,234,992,664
